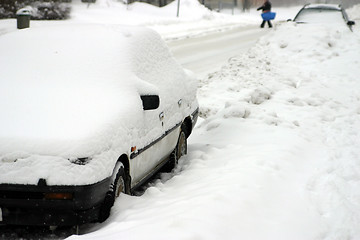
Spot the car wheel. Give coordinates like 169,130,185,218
99,164,127,222
165,127,187,171
113,168,126,198
177,130,187,160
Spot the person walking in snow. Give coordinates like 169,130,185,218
257,0,273,28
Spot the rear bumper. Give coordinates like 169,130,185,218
1,205,100,226
0,177,111,226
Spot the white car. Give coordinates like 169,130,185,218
0,24,198,225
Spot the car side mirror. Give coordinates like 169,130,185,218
347,21,355,26
287,19,293,22
140,95,160,110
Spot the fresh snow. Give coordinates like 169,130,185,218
1,0,360,239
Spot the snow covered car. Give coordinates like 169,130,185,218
293,3,355,30
0,25,198,226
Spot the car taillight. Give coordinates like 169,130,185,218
44,193,73,200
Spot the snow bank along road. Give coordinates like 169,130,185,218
167,25,267,77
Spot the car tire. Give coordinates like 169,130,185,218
165,126,187,171
99,164,128,222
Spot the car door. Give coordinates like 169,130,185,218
129,94,169,187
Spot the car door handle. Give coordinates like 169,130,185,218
159,112,164,121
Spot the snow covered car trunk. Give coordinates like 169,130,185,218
0,24,198,226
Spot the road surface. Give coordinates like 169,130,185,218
167,25,267,77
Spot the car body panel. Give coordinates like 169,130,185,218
130,125,180,187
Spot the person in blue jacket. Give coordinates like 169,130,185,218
257,0,272,28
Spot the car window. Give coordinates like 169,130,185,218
295,8,344,24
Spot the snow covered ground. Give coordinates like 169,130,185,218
1,0,360,239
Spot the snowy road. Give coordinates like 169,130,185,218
167,25,267,77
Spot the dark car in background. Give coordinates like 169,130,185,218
293,3,355,31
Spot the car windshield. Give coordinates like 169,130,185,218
295,8,344,24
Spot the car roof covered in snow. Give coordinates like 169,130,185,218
304,4,342,11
